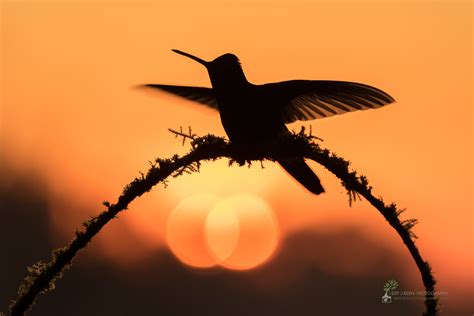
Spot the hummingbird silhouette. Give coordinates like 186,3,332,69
141,50,395,194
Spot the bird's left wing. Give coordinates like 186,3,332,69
260,80,394,123
141,84,219,110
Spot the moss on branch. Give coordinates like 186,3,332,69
8,128,438,316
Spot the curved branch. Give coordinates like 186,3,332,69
8,129,438,315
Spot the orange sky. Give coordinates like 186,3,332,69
1,0,472,307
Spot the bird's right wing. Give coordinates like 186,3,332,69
140,84,219,110
260,80,394,123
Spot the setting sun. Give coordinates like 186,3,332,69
166,193,219,268
206,194,279,270
166,193,279,270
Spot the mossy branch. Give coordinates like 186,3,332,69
8,128,438,315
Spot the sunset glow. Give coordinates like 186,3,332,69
206,194,279,270
1,1,472,314
166,193,218,268
166,193,279,270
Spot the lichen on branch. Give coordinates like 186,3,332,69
8,127,438,316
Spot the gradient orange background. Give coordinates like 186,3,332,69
1,0,472,312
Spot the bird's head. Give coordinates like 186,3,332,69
172,49,247,86
210,53,241,70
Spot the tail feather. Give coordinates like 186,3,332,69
278,159,325,195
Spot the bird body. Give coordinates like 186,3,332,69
142,50,395,194
217,84,286,146
204,53,285,146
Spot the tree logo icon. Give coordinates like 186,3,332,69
382,279,399,303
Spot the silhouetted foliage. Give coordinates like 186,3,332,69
8,128,438,316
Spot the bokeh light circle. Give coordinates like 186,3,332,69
206,194,279,270
166,193,219,268
166,193,279,270
204,200,240,263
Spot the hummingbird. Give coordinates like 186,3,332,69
141,50,394,194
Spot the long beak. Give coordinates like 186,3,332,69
172,49,208,67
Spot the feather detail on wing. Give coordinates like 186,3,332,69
261,80,395,123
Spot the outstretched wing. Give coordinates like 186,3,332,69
260,80,395,123
141,84,219,110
